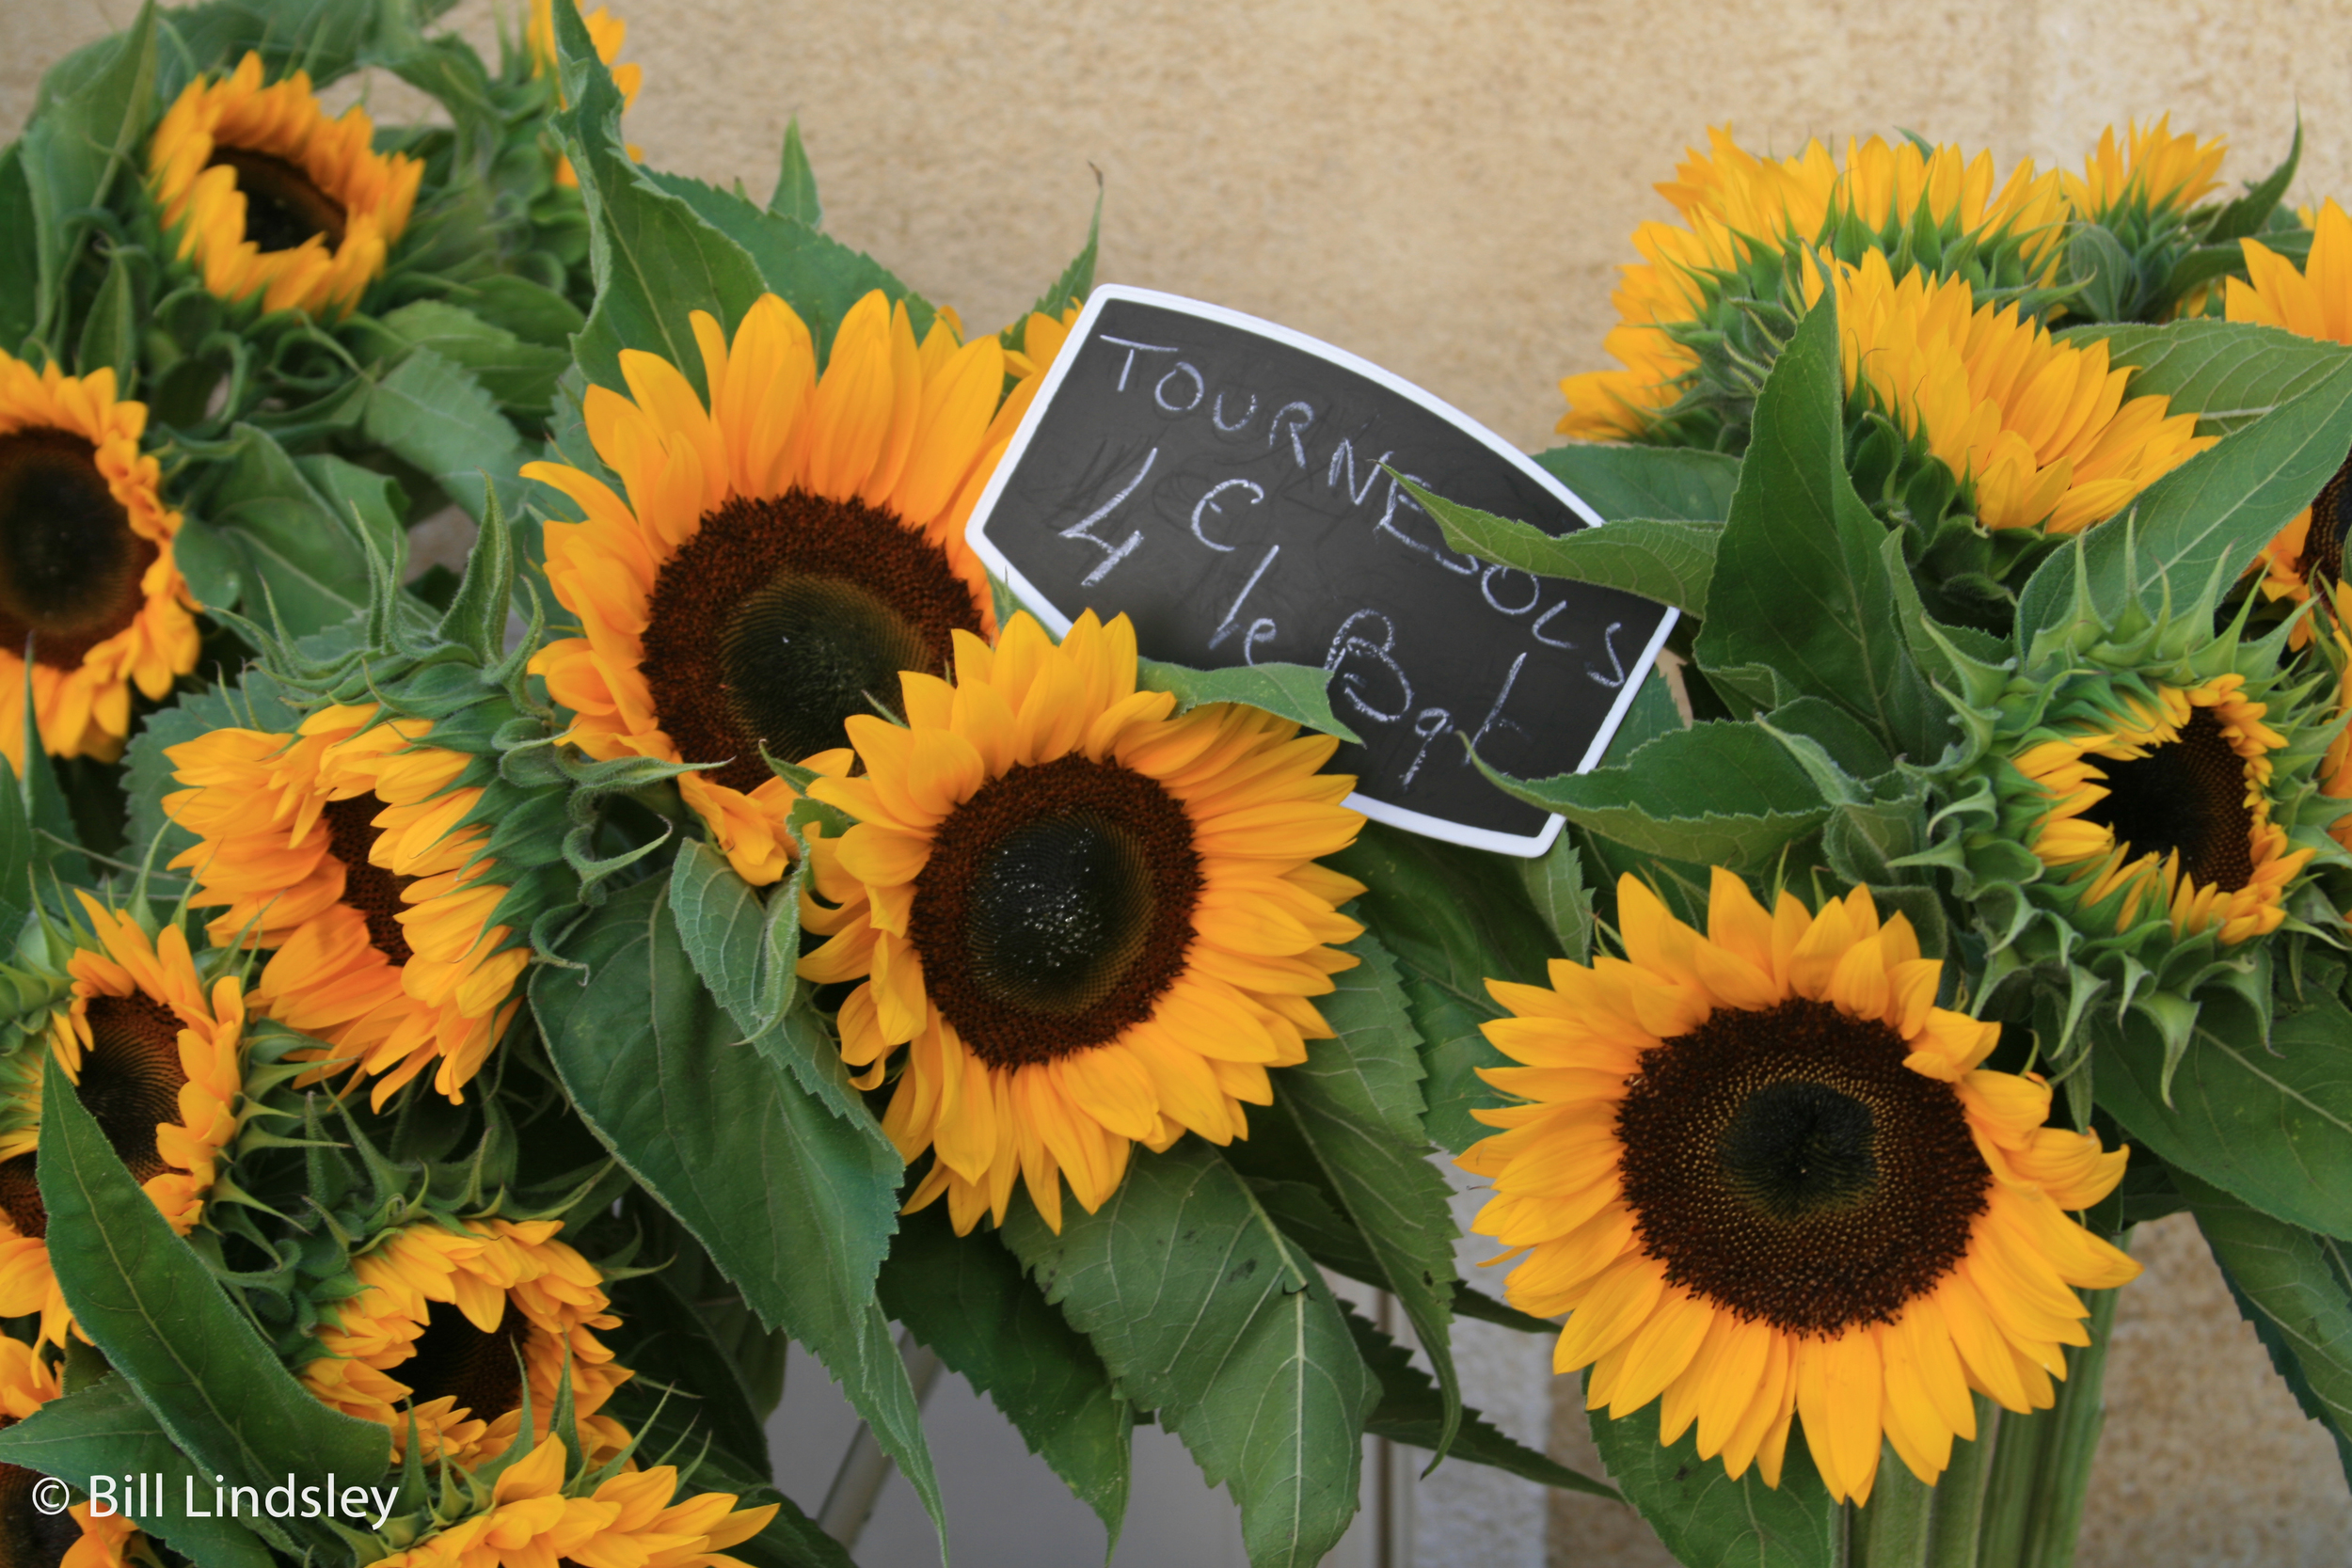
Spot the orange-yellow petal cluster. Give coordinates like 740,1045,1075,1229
1815,250,2213,533
1461,870,2137,1505
0,895,246,1351
0,354,199,769
797,610,1368,1233
358,1433,777,1568
304,1218,628,1465
2060,118,2228,222
148,52,421,318
0,1338,141,1568
2014,673,2309,942
166,704,527,1107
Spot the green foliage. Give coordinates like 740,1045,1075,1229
180,425,411,636
770,118,823,228
37,1056,392,1556
1002,1142,1379,1568
2067,318,2352,436
1533,443,1743,522
1414,481,1720,617
2096,992,2352,1242
1587,1390,1840,1568
1136,657,1362,743
879,1208,1135,1544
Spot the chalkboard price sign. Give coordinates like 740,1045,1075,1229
964,286,1679,856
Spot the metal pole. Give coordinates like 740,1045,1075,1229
817,1334,945,1549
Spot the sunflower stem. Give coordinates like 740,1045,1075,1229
1921,1396,1997,1568
1973,1396,2046,1565
2018,1284,2120,1568
1851,1450,1932,1567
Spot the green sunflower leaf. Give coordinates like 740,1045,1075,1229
1001,1141,1379,1568
35,1053,391,1555
1476,717,1836,871
1340,1303,1613,1498
601,1268,775,1480
2065,318,2352,435
1327,821,1560,1153
1409,480,1719,618
1273,927,1462,1456
2177,1171,2352,1481
74,244,138,388
373,301,572,418
2201,117,2304,246
1533,444,1744,523
1693,292,1945,764
154,0,389,96
19,2,156,350
2096,990,2352,1242
1239,1177,1548,1332
0,144,40,357
770,117,822,228
362,345,532,525
1134,657,1362,743
668,839,799,1042
644,171,937,357
1586,1383,1839,1568
0,1374,278,1568
877,1206,1134,1547
2012,341,2352,640
532,878,946,1546
183,425,407,636
552,1,764,400
1517,820,1595,963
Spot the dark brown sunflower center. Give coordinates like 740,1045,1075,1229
0,992,196,1243
0,1155,40,1242
321,794,416,966
399,1298,526,1421
205,146,347,253
640,490,985,795
909,752,1202,1069
0,1444,86,1568
0,427,156,669
1614,997,1990,1337
2296,444,2352,593
2077,705,2256,893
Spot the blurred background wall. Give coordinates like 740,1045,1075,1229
7,2,2352,1562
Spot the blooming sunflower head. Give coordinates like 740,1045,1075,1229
0,353,201,770
2060,119,2228,232
0,895,249,1350
1932,595,2350,1068
794,610,1367,1234
147,52,423,319
2230,199,2352,637
0,1338,142,1568
1560,126,2065,448
528,287,1071,887
302,1214,630,1466
355,1431,776,1568
1815,249,2211,548
1461,869,2139,1505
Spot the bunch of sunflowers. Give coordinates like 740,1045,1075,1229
0,2,2345,1565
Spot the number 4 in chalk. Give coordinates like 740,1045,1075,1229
1059,447,1156,585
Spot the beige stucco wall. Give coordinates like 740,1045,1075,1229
8,2,2352,1562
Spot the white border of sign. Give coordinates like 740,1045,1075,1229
963,283,1682,859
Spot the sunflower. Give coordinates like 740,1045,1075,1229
794,610,1366,1233
2321,593,2352,852
303,1217,629,1466
0,353,199,770
2230,198,2352,632
0,1338,140,1568
1461,869,2138,1505
528,288,1065,887
1814,250,2212,534
2008,673,2311,943
148,52,422,319
2059,118,2227,226
0,895,246,1350
165,704,530,1108
1560,127,2065,441
358,1433,775,1568
525,0,644,188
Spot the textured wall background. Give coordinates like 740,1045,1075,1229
8,1,2352,1562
